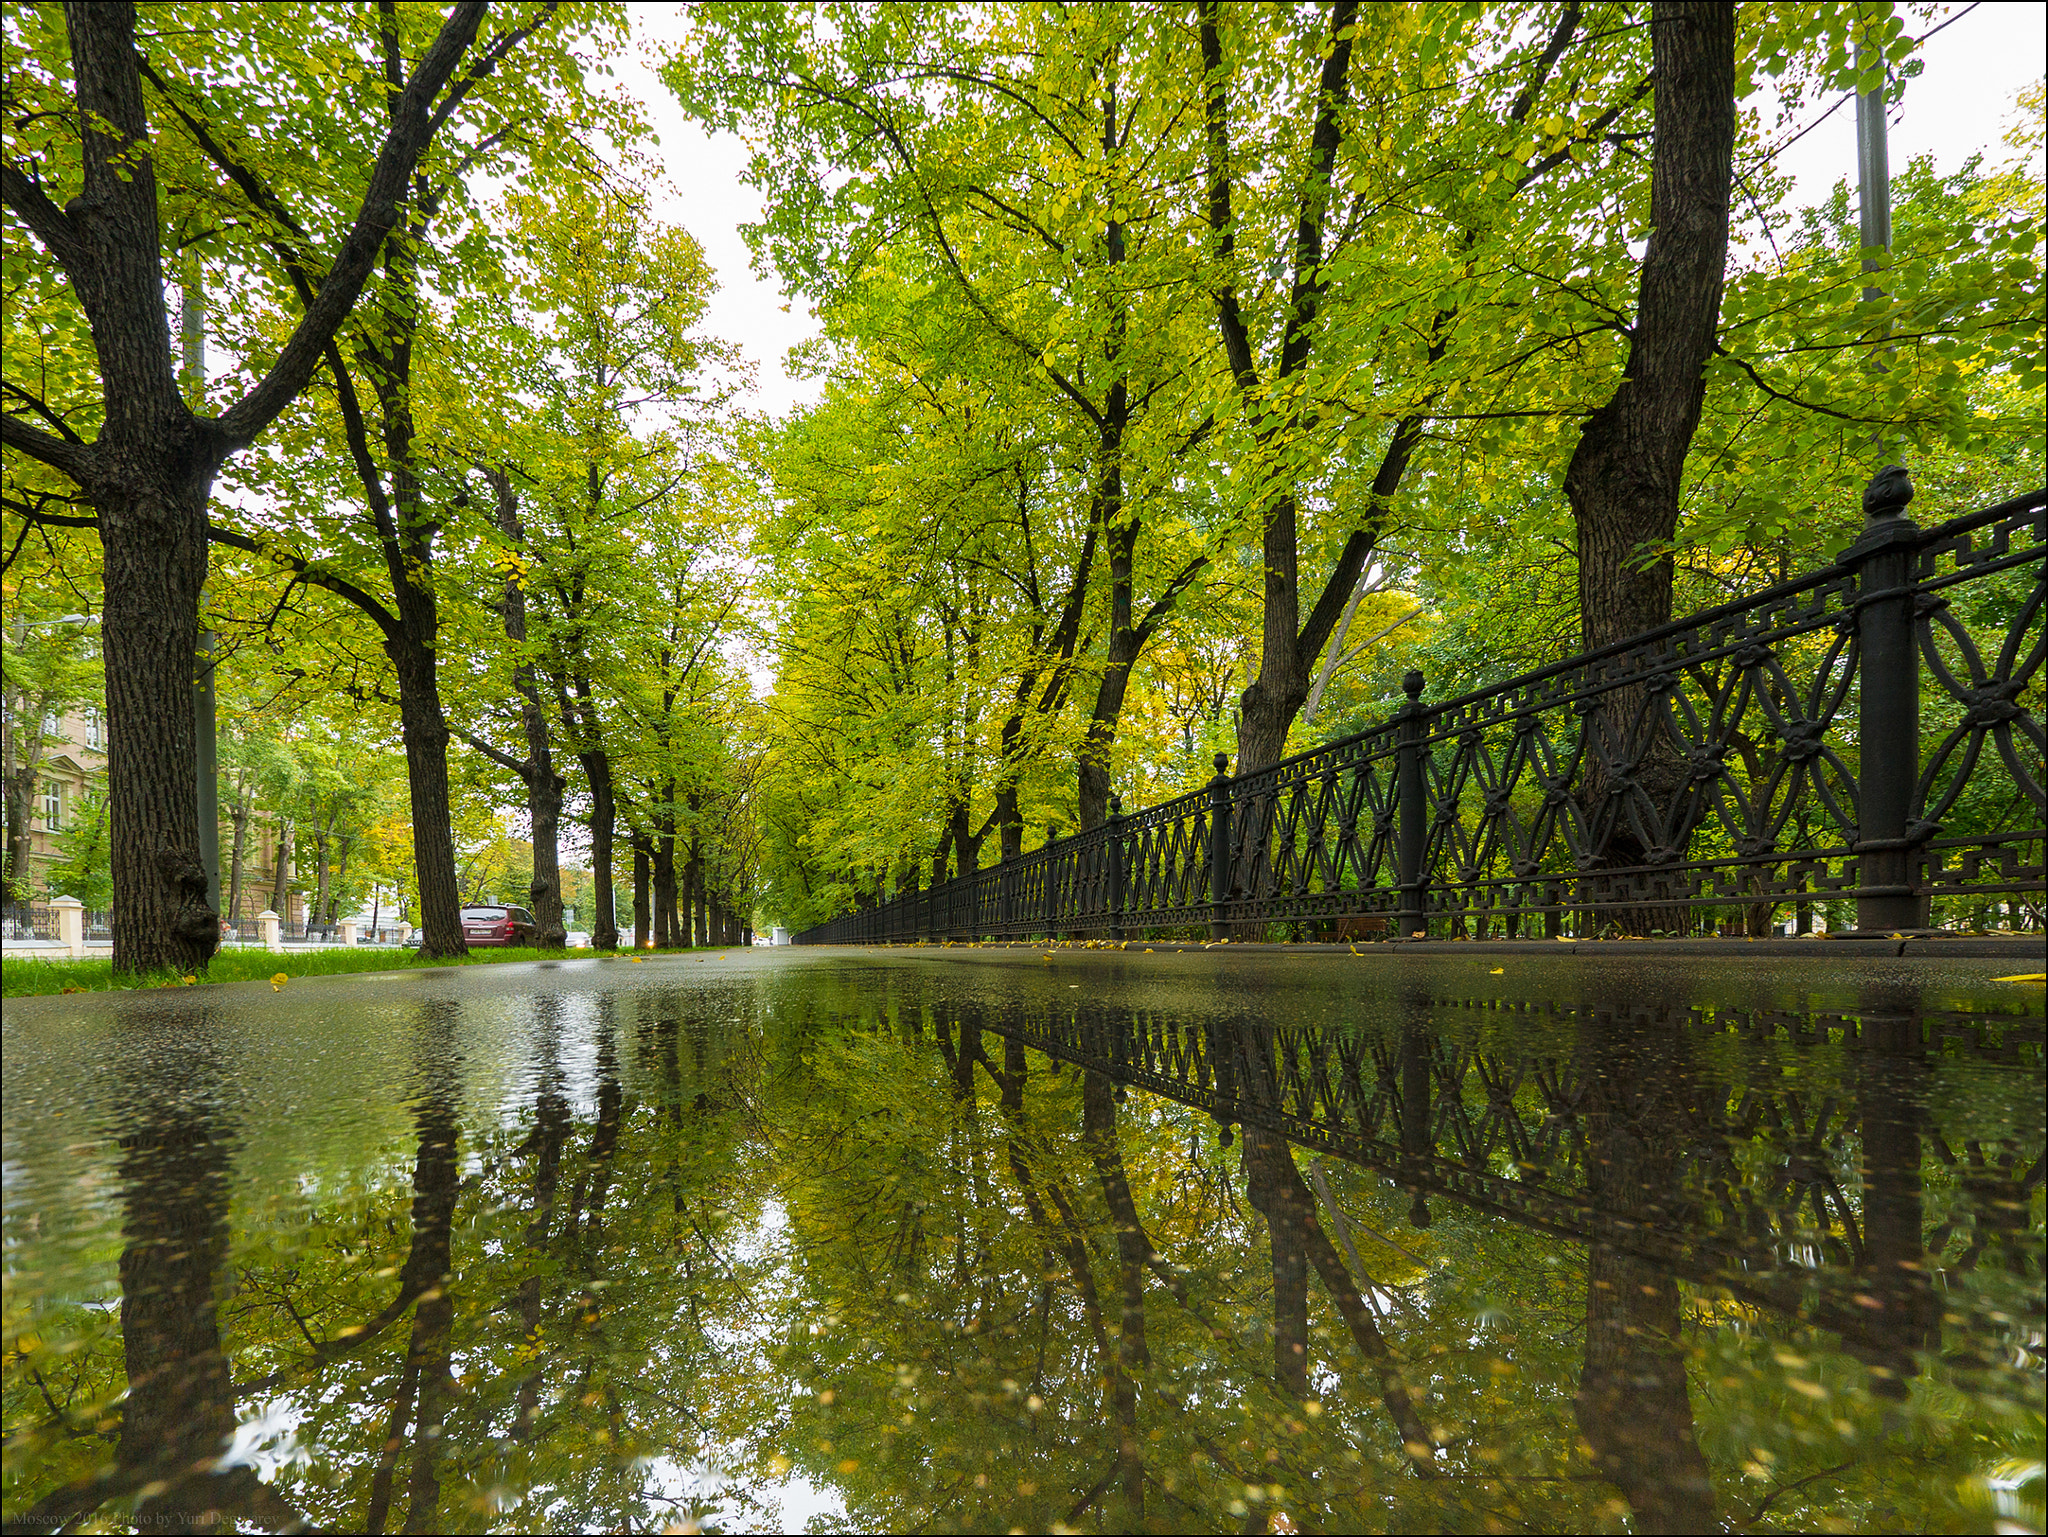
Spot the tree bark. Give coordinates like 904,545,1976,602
1567,2,1735,654
224,795,248,926
310,821,332,937
390,632,467,957
581,747,617,949
4,699,54,922
652,803,677,947
1563,1,1735,933
631,835,650,948
268,813,293,921
328,833,351,926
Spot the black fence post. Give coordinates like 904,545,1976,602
1845,466,1927,933
1396,669,1429,939
1107,792,1127,942
1208,751,1233,941
1045,821,1059,938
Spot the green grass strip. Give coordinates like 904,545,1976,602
1,944,729,998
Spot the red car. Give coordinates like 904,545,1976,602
461,905,539,946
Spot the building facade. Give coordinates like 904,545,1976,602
3,707,304,931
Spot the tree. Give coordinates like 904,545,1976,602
670,3,1221,831
454,183,732,953
0,596,97,919
0,0,549,975
1565,2,1736,656
44,781,109,909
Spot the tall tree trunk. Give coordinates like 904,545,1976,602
104,470,221,974
690,835,706,947
632,835,650,949
487,472,566,949
225,797,248,926
1200,0,1359,777
4,770,26,925
328,834,351,925
268,813,293,921
1567,1,1734,654
311,822,331,936
685,794,704,946
1074,316,1132,831
389,633,467,957
950,802,980,880
652,802,677,948
581,747,617,950
1563,1,1734,933
5,717,52,923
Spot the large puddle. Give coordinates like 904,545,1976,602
3,949,2042,1533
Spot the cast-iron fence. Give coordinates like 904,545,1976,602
797,473,2044,945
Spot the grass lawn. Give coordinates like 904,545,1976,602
1,944,725,998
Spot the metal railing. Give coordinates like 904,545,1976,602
5,906,113,942
797,474,2045,945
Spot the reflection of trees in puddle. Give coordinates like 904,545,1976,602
3,969,2040,1533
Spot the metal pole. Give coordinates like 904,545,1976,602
1207,752,1233,941
1847,466,1924,932
1854,32,1892,304
183,253,218,919
1855,26,1894,463
1395,669,1428,939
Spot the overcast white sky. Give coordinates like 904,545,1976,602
608,1,2047,422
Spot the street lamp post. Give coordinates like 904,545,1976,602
183,252,219,919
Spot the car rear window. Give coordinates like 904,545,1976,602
462,907,507,919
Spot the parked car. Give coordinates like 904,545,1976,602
462,905,538,946
565,930,590,948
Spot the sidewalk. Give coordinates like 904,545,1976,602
2,939,414,960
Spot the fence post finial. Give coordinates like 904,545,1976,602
1862,464,1914,524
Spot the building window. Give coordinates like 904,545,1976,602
83,709,103,750
41,709,59,737
41,780,62,831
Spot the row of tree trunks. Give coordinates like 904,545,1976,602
626,818,744,948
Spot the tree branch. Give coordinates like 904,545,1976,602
204,522,399,639
0,160,90,272
455,728,531,779
214,1,491,449
0,411,93,482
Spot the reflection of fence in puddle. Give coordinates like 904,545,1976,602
974,992,2045,1359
